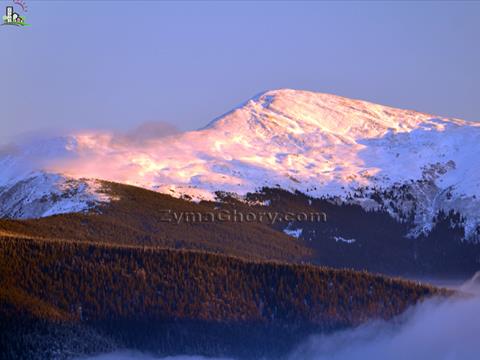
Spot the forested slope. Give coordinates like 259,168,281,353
0,235,444,359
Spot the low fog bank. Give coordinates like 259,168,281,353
83,273,480,360
81,354,229,360
290,296,479,359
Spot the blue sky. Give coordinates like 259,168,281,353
1,0,479,144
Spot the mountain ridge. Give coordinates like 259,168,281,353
0,89,479,240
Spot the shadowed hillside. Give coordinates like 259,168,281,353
0,182,311,263
0,235,444,359
1,181,478,277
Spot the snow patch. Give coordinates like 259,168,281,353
0,174,110,219
334,236,356,244
284,227,303,239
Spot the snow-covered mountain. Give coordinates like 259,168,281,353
1,89,479,238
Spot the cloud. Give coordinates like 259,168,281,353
112,122,181,147
81,353,230,360
0,122,184,188
288,275,480,360
47,122,182,186
0,143,20,158
289,298,480,360
118,122,180,145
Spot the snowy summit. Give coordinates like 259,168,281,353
1,89,479,238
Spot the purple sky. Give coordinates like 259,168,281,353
1,0,479,144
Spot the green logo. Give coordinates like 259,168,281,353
2,3,29,27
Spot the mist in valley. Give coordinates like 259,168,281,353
82,273,480,360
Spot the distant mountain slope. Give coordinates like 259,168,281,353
0,234,444,360
1,182,479,277
0,89,479,240
0,182,311,263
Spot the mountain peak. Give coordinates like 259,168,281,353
1,89,479,239
207,89,457,142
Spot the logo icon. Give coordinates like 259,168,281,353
2,0,29,27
